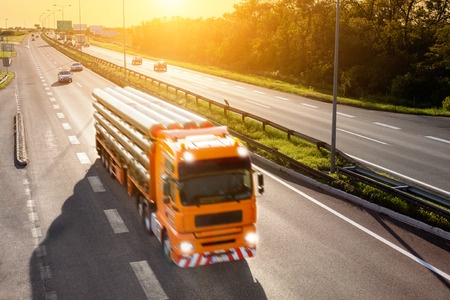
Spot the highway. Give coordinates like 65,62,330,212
0,35,448,299
81,45,450,197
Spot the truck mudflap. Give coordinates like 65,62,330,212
175,247,256,268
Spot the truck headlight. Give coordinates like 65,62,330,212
244,232,258,245
180,241,194,253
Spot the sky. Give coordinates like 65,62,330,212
1,0,244,29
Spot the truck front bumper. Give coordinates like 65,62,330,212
174,246,256,268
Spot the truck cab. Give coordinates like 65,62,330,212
150,127,263,267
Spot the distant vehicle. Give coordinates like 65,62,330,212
31,38,35,41
132,56,142,65
154,60,167,72
58,70,73,83
70,62,83,72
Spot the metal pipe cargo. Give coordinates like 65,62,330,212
94,102,152,152
94,114,150,168
92,88,165,140
95,124,149,183
115,87,197,129
104,88,183,130
122,87,213,128
95,123,133,163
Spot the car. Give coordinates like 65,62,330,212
132,56,142,65
58,70,73,83
154,60,167,72
70,62,83,72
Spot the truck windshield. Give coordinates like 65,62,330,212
178,157,252,206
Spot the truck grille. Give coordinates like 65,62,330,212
195,210,242,228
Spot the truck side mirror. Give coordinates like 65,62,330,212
257,172,264,194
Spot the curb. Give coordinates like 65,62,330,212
15,112,28,166
251,153,450,241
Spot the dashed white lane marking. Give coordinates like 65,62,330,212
130,261,168,299
29,212,38,221
76,152,91,164
301,103,318,109
76,82,82,88
68,135,80,144
52,104,60,109
426,136,450,144
253,90,265,95
104,209,129,234
276,96,290,101
338,128,388,145
235,85,245,89
373,122,401,130
31,227,42,238
219,81,229,85
337,112,355,118
244,99,271,108
56,112,65,119
49,97,56,102
61,123,72,130
194,83,209,89
87,176,106,192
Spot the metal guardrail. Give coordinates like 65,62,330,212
44,35,449,221
339,166,450,219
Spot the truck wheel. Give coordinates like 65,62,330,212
162,231,172,264
143,208,153,235
137,196,145,221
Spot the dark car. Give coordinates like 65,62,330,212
58,70,73,83
132,56,142,65
70,62,83,72
154,60,167,72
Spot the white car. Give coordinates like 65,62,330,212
70,62,83,72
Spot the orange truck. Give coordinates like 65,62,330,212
92,87,264,267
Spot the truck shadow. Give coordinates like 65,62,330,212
29,160,267,299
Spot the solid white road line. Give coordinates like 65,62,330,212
256,166,450,281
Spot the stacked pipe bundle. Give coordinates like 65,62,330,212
92,87,213,178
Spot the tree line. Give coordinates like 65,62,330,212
128,0,450,109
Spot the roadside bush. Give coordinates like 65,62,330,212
443,96,450,111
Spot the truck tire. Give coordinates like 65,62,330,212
162,231,173,264
137,196,145,221
143,207,153,235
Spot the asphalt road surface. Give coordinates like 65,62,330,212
0,34,448,300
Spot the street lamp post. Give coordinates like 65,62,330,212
53,4,71,21
330,0,340,173
47,9,61,30
123,0,127,81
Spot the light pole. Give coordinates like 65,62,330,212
47,9,61,30
53,4,71,21
78,0,82,57
123,0,127,81
330,0,340,173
